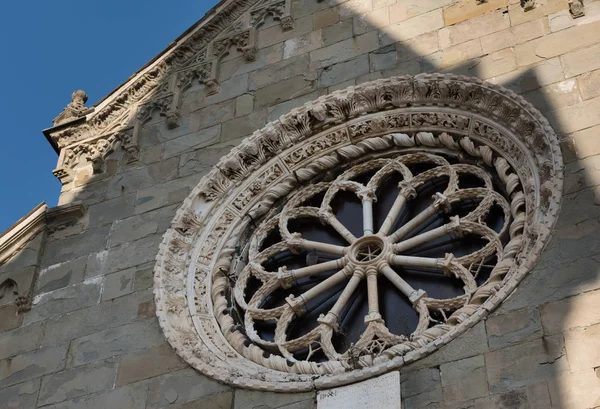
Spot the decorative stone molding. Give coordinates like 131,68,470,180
53,132,121,182
250,0,294,30
44,0,294,184
46,202,86,235
522,0,536,11
153,75,563,391
0,204,47,269
569,0,585,17
0,201,84,313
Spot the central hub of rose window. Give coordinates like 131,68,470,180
350,236,387,265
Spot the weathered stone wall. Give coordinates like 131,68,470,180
0,232,45,333
2,0,600,407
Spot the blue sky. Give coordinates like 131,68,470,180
0,0,216,233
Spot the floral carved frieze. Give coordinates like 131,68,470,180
175,62,216,96
213,30,257,62
250,0,294,30
52,129,134,183
153,75,563,391
46,0,293,183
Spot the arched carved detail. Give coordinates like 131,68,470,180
0,279,30,313
0,279,19,304
153,75,563,391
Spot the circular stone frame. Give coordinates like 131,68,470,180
153,74,563,391
351,236,386,264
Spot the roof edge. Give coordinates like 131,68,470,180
42,0,244,145
43,0,294,185
0,203,48,265
91,0,232,109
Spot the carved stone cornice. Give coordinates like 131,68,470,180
44,0,294,184
0,204,47,267
46,202,85,235
0,201,85,266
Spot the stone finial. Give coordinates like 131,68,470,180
52,90,90,126
570,0,585,18
70,90,88,109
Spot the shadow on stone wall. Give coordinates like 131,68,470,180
9,1,599,408
340,3,599,407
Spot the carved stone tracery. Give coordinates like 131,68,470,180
232,151,515,374
153,74,563,391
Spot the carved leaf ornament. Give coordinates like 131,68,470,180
153,74,563,391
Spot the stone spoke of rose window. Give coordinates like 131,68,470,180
280,257,347,281
379,264,427,304
393,215,462,253
361,195,375,236
288,235,347,256
318,272,364,330
365,268,382,322
316,210,357,244
378,182,417,236
387,192,452,243
285,265,353,315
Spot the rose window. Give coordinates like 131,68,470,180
153,75,563,391
236,152,511,370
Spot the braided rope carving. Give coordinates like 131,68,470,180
153,75,563,391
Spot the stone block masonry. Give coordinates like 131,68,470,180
2,0,600,407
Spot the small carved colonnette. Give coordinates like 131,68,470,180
0,202,84,314
153,74,563,391
47,0,294,184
